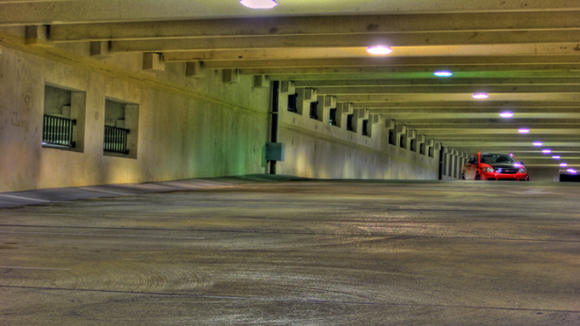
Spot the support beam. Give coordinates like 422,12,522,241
89,41,110,57
24,25,48,45
185,61,205,78
142,53,165,71
336,102,353,129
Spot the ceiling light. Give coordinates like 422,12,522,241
560,162,568,167
552,155,561,159
567,169,578,174
366,45,393,55
518,128,530,134
240,0,277,9
532,142,543,146
542,149,551,154
472,93,489,99
500,112,513,118
434,71,453,77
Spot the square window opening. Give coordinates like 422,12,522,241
287,93,298,113
42,84,86,152
309,101,319,120
346,114,354,132
329,108,337,126
104,98,139,159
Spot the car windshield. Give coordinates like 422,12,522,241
480,154,518,164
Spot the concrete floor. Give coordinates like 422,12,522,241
1,179,579,325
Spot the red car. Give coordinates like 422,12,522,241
462,153,529,181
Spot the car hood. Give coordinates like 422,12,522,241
489,163,522,170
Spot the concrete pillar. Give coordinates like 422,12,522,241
280,81,296,94
90,41,110,57
222,68,239,83
143,53,165,71
425,139,435,157
295,88,317,116
384,119,396,146
25,25,48,45
452,150,459,178
353,108,369,134
395,124,407,148
318,95,336,124
185,61,205,78
406,130,416,152
441,147,449,176
415,135,426,155
336,102,353,129
254,75,269,88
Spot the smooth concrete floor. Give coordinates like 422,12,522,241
1,179,579,325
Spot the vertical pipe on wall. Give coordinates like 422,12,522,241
268,81,280,175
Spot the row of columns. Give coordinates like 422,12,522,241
282,84,441,158
441,148,470,179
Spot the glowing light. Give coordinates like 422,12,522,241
542,149,552,154
552,155,561,159
513,163,522,168
366,45,393,55
500,112,514,118
434,71,453,77
560,162,568,167
518,128,530,134
472,93,489,99
240,0,277,9
567,168,577,174
532,142,543,146
509,153,514,156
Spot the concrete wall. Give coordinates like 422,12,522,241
275,90,440,179
0,28,442,193
0,30,271,192
527,167,560,182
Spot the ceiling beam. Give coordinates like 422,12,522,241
47,11,580,42
313,85,580,95
110,30,580,52
294,78,580,88
335,93,580,102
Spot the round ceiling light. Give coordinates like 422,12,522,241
532,142,543,146
518,128,530,134
472,93,489,99
500,112,514,118
434,71,453,77
552,155,561,159
240,0,277,9
542,149,552,154
366,45,393,55
567,169,578,174
560,162,568,167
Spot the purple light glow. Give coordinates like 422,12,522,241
552,155,561,159
472,93,489,99
560,163,568,167
434,71,453,77
240,0,278,9
542,149,552,154
500,112,514,118
567,168,577,174
533,142,543,146
518,128,530,134
366,45,393,55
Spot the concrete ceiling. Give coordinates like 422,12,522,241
2,0,580,169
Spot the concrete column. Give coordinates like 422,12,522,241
385,119,396,146
336,102,353,129
90,41,110,57
318,95,336,124
253,75,269,88
186,61,205,78
442,147,450,176
395,124,407,148
353,108,369,133
296,88,317,116
143,53,165,71
416,135,426,155
425,139,435,157
406,130,416,152
452,150,459,178
222,68,239,83
25,25,48,45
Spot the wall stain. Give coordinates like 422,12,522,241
11,112,30,132
367,23,380,32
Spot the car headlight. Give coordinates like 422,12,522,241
483,167,494,173
518,168,526,173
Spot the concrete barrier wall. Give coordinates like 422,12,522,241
276,91,439,180
0,36,270,192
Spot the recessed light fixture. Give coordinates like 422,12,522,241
472,93,489,99
532,142,543,146
568,169,578,174
434,71,453,77
518,128,530,134
542,149,552,154
560,162,568,167
366,45,393,55
240,0,277,9
552,155,561,159
500,112,514,118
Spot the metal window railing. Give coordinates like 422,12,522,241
42,115,76,148
104,125,130,154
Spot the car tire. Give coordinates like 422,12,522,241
526,176,530,181
461,173,466,180
475,173,481,180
